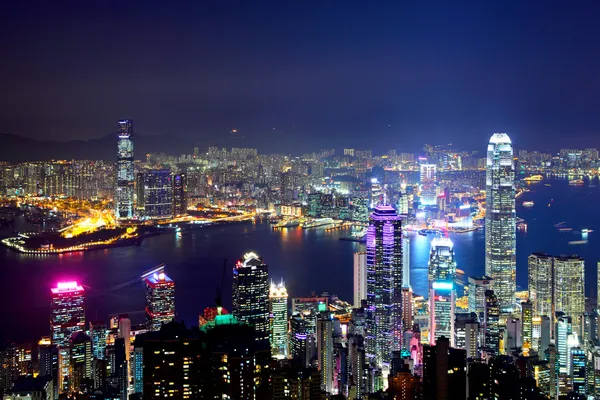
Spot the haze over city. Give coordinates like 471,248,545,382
2,1,600,152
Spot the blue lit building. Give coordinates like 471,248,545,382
140,170,173,219
115,119,134,220
365,204,403,368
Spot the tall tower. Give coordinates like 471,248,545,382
353,251,367,308
116,119,135,220
51,281,85,393
528,253,554,317
365,204,403,368
232,252,270,343
144,270,175,331
485,133,516,311
428,237,457,345
269,281,288,359
554,255,585,330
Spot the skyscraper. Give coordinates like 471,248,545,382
171,173,187,216
116,119,134,220
485,133,516,312
51,281,85,393
365,204,403,368
428,237,456,345
528,253,554,317
141,170,173,219
144,270,175,331
419,163,437,206
89,321,107,360
317,313,334,394
269,281,288,359
353,251,367,308
554,255,585,330
232,252,270,343
521,300,533,349
70,331,92,393
468,276,492,319
483,290,500,355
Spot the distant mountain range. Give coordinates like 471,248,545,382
0,129,322,162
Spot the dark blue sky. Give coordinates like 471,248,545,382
2,1,600,152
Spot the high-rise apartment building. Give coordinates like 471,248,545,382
232,252,270,343
144,270,175,331
485,133,516,311
365,205,403,368
269,281,288,359
116,119,134,220
353,251,367,308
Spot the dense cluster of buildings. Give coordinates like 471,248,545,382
2,126,600,399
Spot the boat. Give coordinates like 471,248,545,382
522,201,534,207
544,184,551,187
582,229,594,233
523,175,543,182
301,218,335,229
553,221,565,228
569,179,584,185
568,240,588,245
558,227,572,232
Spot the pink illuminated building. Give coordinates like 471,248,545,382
51,281,85,348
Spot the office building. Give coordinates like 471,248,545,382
232,252,270,343
532,316,551,357
353,251,367,308
554,255,585,330
528,253,554,317
484,290,500,355
419,163,437,206
37,337,58,399
365,204,403,368
521,300,533,348
140,169,173,219
485,133,516,311
269,281,289,359
428,237,456,345
171,173,187,216
422,336,467,400
468,276,492,318
401,286,413,330
89,321,107,360
144,270,175,331
70,331,92,393
570,347,586,395
271,363,321,400
317,313,334,394
116,119,134,220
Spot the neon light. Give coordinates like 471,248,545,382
432,281,453,290
57,281,78,290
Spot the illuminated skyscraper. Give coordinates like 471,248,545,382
528,253,554,317
145,271,175,331
483,290,500,355
353,251,367,308
51,282,85,348
521,300,533,348
468,276,492,319
485,133,516,311
140,170,173,219
116,119,134,220
317,313,334,394
51,281,85,393
419,163,437,206
89,321,107,360
269,281,288,359
428,237,457,345
232,252,270,343
554,255,585,330
172,173,187,216
365,204,403,368
70,331,92,393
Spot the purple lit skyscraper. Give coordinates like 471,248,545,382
365,204,403,368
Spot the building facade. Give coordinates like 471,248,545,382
115,119,134,220
269,281,289,359
145,270,175,331
485,133,516,311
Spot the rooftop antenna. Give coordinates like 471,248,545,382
215,258,227,315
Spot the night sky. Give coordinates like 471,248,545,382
2,1,600,152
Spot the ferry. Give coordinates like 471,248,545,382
553,221,566,228
273,219,300,229
301,218,335,229
522,201,534,207
544,183,551,187
558,227,573,232
582,229,594,234
523,175,543,182
569,179,584,186
568,240,588,245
